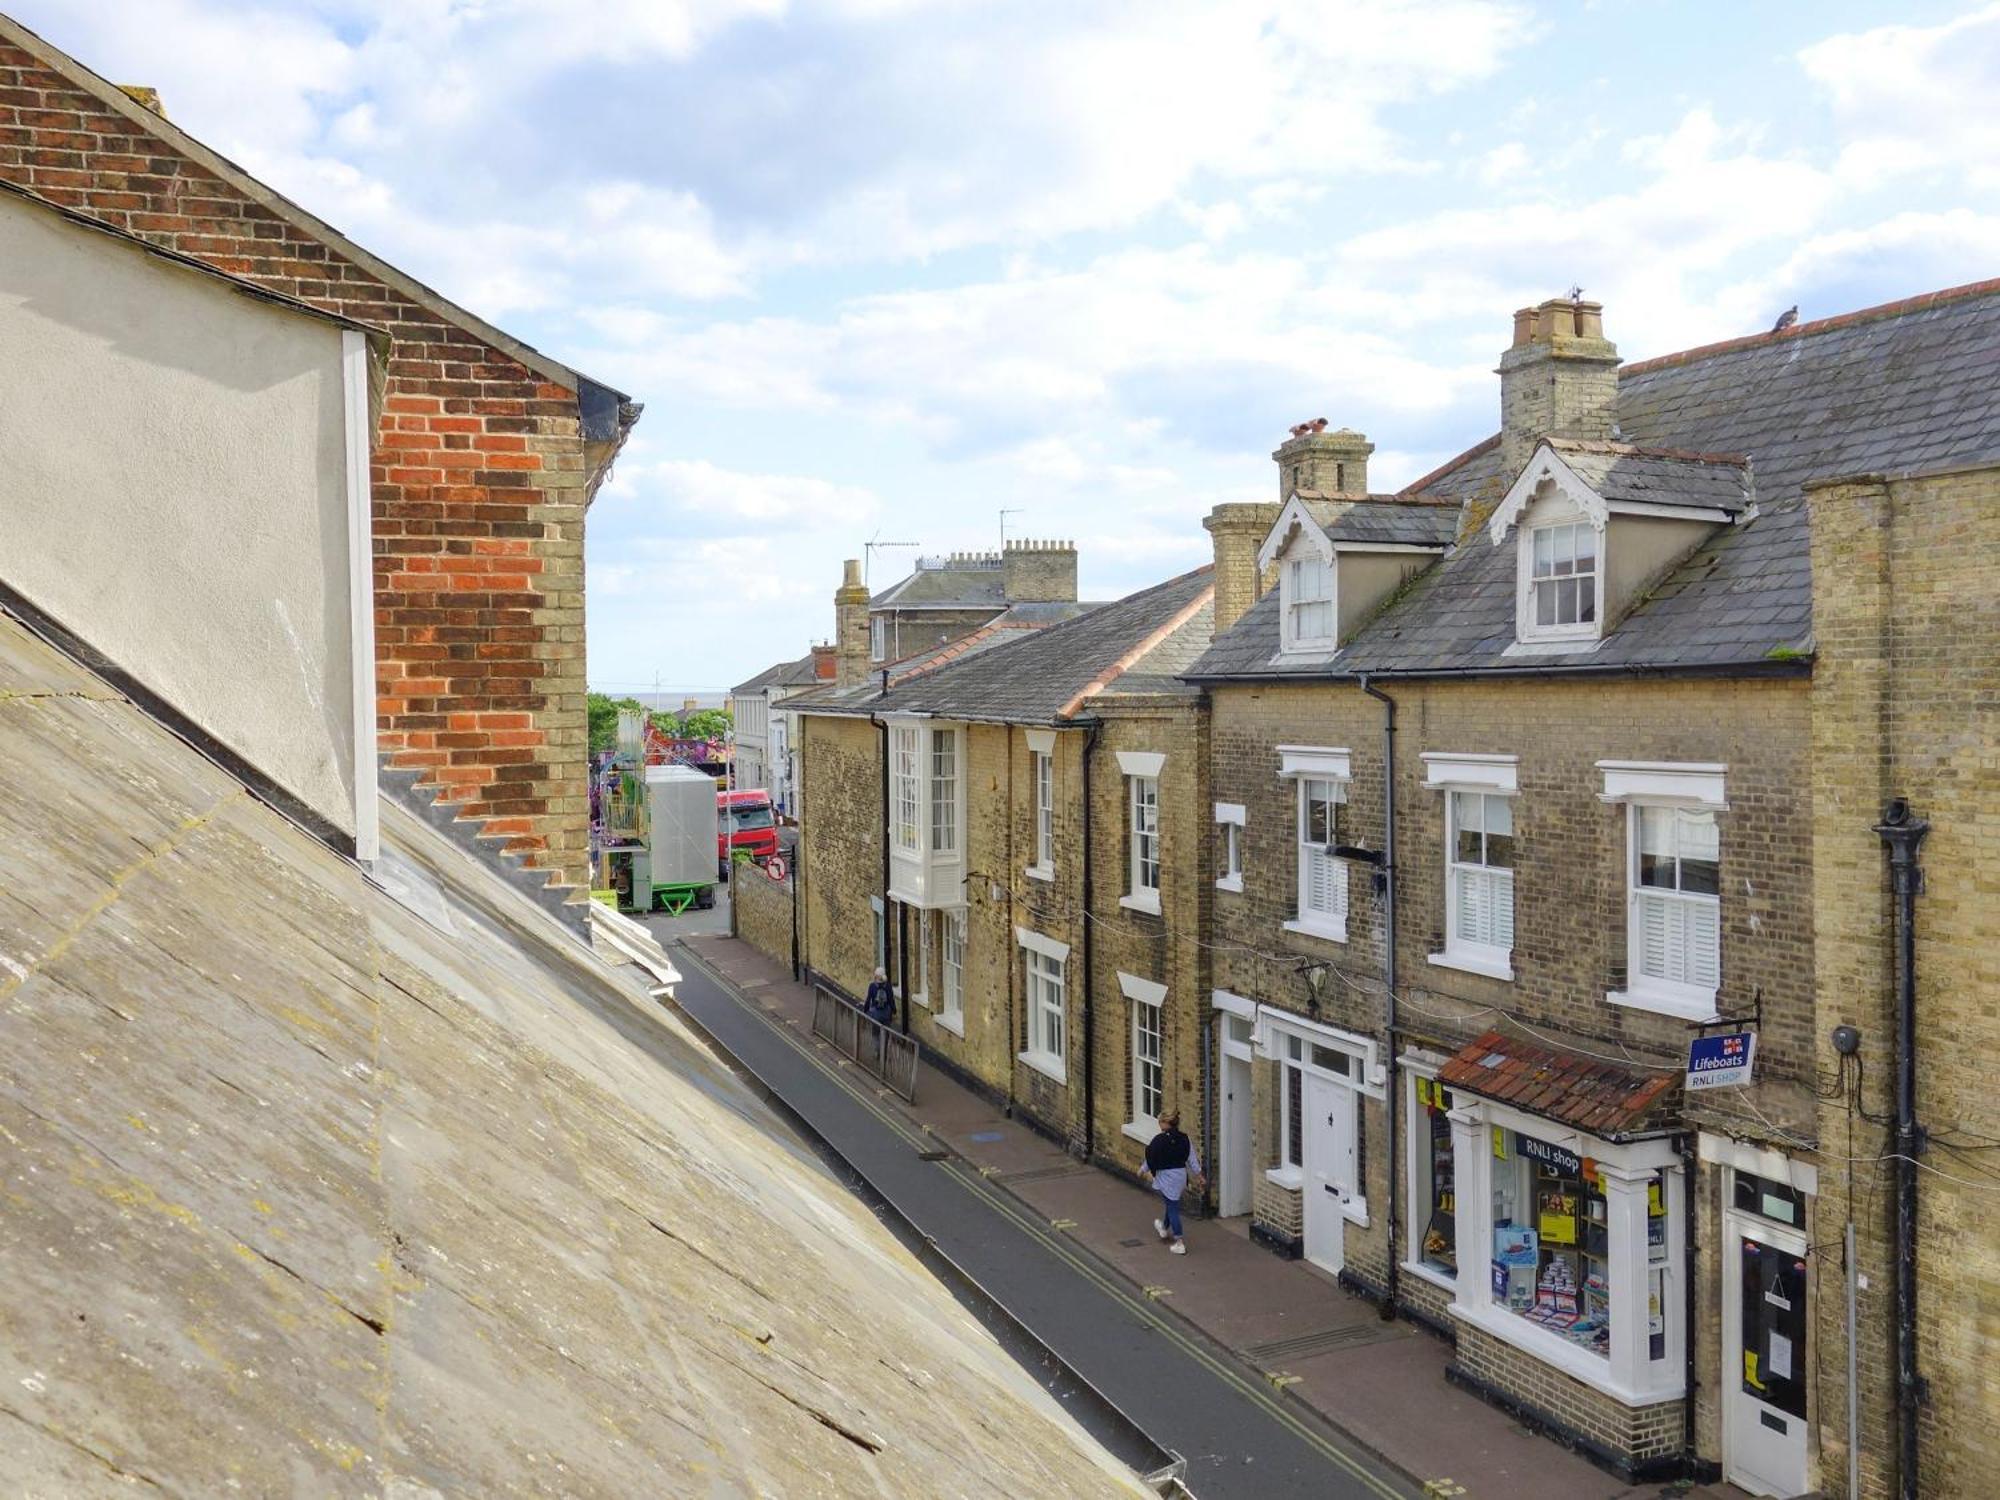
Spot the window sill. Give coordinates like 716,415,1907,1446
1402,1258,1460,1295
1122,1120,1157,1147
1120,890,1162,916
934,1010,965,1037
1283,916,1347,945
1024,863,1054,884
1264,1165,1304,1191
1503,632,1602,658
1449,1299,1684,1407
1607,986,1720,1023
1341,1196,1371,1229
909,991,931,1010
1018,1049,1067,1085
1215,874,1243,894
1428,946,1515,983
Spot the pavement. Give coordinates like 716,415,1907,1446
677,932,1758,1500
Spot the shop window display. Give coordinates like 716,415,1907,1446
1490,1132,1667,1358
1414,1078,1456,1273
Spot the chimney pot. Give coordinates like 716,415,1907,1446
1536,299,1577,341
1574,300,1604,339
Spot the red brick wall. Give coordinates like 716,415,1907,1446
0,42,595,886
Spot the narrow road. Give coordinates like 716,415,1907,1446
669,950,1423,1500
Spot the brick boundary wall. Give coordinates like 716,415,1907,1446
0,34,622,888
733,864,796,970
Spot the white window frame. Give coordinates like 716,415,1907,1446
937,908,965,1035
1439,788,1517,981
1120,972,1167,1143
1016,926,1070,1083
1402,1058,1459,1292
929,726,958,856
1280,549,1336,655
890,724,922,854
1028,731,1055,881
1256,1011,1378,1217
1599,762,1727,1022
1214,801,1245,893
870,615,887,661
1446,1094,1686,1406
1523,518,1600,639
910,907,931,1008
1490,450,1610,650
1116,750,1165,915
1288,775,1348,942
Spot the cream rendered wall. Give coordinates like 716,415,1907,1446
0,192,369,845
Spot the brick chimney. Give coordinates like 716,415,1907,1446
1204,502,1282,635
1497,296,1619,479
1273,420,1372,501
834,559,871,688
810,643,836,681
1002,538,1078,603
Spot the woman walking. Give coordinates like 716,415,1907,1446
1140,1110,1203,1256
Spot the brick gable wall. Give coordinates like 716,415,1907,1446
0,43,595,887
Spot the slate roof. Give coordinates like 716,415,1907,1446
1321,499,1461,546
0,609,1148,1496
1190,279,2000,682
1438,1030,1681,1141
872,555,1007,609
804,566,1214,724
731,654,807,695
1549,440,1750,514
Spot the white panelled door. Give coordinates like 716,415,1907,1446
1302,1073,1357,1275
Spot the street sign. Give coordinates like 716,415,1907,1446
1686,1031,1757,1091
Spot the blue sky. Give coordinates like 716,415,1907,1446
19,0,1999,691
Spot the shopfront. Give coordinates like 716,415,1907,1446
1435,1031,1688,1469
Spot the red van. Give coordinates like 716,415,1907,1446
718,789,779,872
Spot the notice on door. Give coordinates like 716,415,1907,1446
1769,1331,1794,1381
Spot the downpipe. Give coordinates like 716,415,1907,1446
1080,718,1103,1160
1874,798,1929,1500
1359,675,1398,1320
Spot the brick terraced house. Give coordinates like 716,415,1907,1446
790,562,1216,1178
1184,286,2000,1493
0,13,638,892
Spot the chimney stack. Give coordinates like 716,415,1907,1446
1497,295,1619,479
834,559,871,688
1204,502,1282,635
1273,420,1373,502
810,643,836,681
1002,538,1078,603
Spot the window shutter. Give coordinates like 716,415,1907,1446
1689,901,1720,989
1492,869,1514,950
1455,866,1485,946
1639,890,1675,983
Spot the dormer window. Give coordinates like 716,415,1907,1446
886,716,967,907
1528,521,1597,630
1282,554,1335,653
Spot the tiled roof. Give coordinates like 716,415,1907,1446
1548,441,1750,514
731,654,808,695
1189,279,2000,682
1438,1030,1681,1140
803,566,1213,725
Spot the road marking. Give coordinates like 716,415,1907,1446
671,947,1416,1500
1050,1217,1077,1231
1142,1285,1173,1300
1422,1482,1466,1498
1268,1372,1303,1389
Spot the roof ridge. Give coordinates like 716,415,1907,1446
0,12,621,400
1550,438,1749,465
1398,433,1500,497
1057,584,1215,719
1621,276,2000,378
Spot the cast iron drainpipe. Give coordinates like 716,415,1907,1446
1359,675,1399,1320
1875,797,1929,1500
1079,717,1104,1160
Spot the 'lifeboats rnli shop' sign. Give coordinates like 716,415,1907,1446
1685,1031,1757,1091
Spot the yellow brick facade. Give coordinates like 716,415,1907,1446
794,698,1210,1174
1807,464,2000,1500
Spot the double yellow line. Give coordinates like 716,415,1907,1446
675,947,1417,1500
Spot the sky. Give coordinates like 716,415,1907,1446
18,0,2000,692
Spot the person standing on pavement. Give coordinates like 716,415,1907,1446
862,967,896,1025
1140,1110,1203,1255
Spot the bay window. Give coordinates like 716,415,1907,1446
886,717,967,907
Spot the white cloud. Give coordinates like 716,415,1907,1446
1800,4,2000,191
604,457,883,530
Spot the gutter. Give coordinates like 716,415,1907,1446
1358,675,1399,1321
1080,717,1104,1160
1181,656,1813,690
